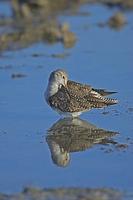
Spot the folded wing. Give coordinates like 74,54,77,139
49,80,118,113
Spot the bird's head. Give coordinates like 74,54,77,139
49,69,68,88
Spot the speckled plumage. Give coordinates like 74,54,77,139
45,69,118,117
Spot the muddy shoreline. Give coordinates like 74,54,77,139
0,187,122,200
0,0,132,52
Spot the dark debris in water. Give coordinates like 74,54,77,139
31,53,44,57
103,0,133,10
99,137,132,154
115,143,128,151
0,187,122,200
0,65,13,70
101,109,120,116
51,52,70,59
0,130,7,135
127,107,133,113
102,111,110,115
31,52,70,59
11,73,27,79
101,142,132,153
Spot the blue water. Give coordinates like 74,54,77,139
0,2,133,194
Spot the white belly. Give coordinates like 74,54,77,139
58,110,82,118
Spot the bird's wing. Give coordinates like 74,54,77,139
48,79,118,113
49,86,115,112
68,80,117,97
67,80,92,96
67,80,118,111
49,84,93,113
93,89,117,96
48,86,71,112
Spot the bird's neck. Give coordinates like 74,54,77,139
45,80,59,100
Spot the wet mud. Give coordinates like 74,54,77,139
0,187,122,200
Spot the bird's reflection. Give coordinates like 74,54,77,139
46,118,118,167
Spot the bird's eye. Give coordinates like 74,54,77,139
62,76,65,79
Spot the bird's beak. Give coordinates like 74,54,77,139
64,81,67,88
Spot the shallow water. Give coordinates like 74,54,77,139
0,2,133,196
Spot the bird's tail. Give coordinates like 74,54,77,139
103,97,118,105
94,89,117,97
